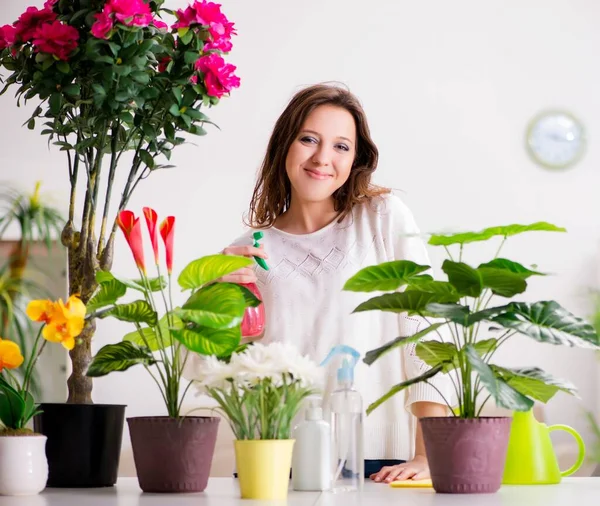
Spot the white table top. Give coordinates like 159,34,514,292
0,477,598,506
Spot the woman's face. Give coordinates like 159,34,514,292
285,104,357,205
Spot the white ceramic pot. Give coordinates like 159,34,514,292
0,435,48,496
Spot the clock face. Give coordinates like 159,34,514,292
526,111,585,169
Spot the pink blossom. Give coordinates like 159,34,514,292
173,1,235,51
44,0,58,8
194,53,240,98
204,37,232,53
153,19,169,31
32,20,79,61
0,24,17,50
91,11,113,39
189,75,198,85
14,6,57,43
109,0,153,27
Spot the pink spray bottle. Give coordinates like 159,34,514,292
241,231,267,339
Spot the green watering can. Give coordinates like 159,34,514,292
503,409,586,485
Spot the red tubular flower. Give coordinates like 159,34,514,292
143,207,159,265
159,216,175,274
117,210,146,272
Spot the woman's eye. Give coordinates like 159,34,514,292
336,144,350,152
300,136,317,144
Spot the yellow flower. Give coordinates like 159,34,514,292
42,295,86,350
0,338,24,372
26,299,57,324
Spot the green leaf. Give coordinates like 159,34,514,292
172,325,240,357
27,118,35,130
138,149,155,169
424,303,470,322
429,222,567,246
86,279,127,313
235,284,261,308
178,255,253,290
466,305,512,326
131,71,150,84
416,341,459,372
62,84,81,96
491,301,600,348
176,283,246,329
473,338,498,356
171,87,183,104
168,103,181,117
184,50,199,64
343,261,431,292
364,322,445,365
442,260,482,297
465,345,534,412
21,391,37,426
86,342,156,377
122,313,182,351
491,366,578,403
180,29,194,45
406,280,459,298
56,61,70,74
185,108,208,121
366,365,444,415
49,92,62,115
478,259,545,278
478,267,527,298
100,300,157,326
353,291,457,315
0,381,25,429
96,271,166,293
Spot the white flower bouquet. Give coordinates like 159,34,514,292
189,342,323,440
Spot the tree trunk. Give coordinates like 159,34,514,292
66,318,95,404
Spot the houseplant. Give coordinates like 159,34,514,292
0,182,65,394
0,0,240,486
187,342,322,500
0,294,85,496
344,222,600,493
85,207,258,492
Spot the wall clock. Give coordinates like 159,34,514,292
526,110,586,170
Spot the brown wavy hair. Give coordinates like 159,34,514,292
246,83,390,228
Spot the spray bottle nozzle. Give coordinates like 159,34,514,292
320,345,360,386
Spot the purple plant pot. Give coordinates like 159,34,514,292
128,416,220,493
421,417,512,494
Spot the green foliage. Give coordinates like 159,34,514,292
346,222,600,418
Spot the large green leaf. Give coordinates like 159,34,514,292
96,271,166,293
478,267,527,298
343,261,431,292
491,301,600,349
363,322,445,366
491,366,578,403
86,279,127,313
442,260,482,297
236,284,262,308
366,365,444,415
172,325,240,357
466,305,512,326
429,222,566,246
424,303,470,323
122,313,182,351
478,259,545,278
473,338,498,356
178,255,253,290
86,342,156,377
100,300,158,326
0,379,25,429
406,280,459,298
176,283,246,329
353,291,456,315
416,341,459,372
465,345,534,412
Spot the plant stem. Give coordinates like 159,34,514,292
21,325,43,395
494,236,507,259
424,380,455,415
443,246,454,262
97,122,120,258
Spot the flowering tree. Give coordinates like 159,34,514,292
0,0,240,403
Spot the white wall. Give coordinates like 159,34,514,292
1,0,599,471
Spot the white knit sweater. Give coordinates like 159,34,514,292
228,194,454,460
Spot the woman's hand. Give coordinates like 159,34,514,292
370,454,429,483
220,245,268,284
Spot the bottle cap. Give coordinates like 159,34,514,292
306,398,323,421
252,231,269,271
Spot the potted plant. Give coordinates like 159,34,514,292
85,207,257,493
187,342,322,500
0,0,240,487
343,222,600,494
0,294,85,496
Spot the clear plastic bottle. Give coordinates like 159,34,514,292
321,346,364,493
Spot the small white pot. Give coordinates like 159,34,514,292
0,435,48,496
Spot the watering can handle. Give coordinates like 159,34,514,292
548,424,586,477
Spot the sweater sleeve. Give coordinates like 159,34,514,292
382,194,455,410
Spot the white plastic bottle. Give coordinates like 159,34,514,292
321,345,364,493
291,398,331,491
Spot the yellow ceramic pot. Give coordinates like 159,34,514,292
234,439,295,500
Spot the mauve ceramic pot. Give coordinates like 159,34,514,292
128,416,220,493
421,417,512,494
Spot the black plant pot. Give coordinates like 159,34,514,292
34,403,126,488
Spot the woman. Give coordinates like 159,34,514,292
223,84,452,483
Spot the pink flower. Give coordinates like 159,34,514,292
153,19,169,31
173,1,236,51
91,11,113,39
189,75,198,85
44,0,58,8
109,0,153,28
32,20,79,61
158,56,171,73
0,25,17,51
194,53,240,98
204,37,232,53
14,6,57,43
